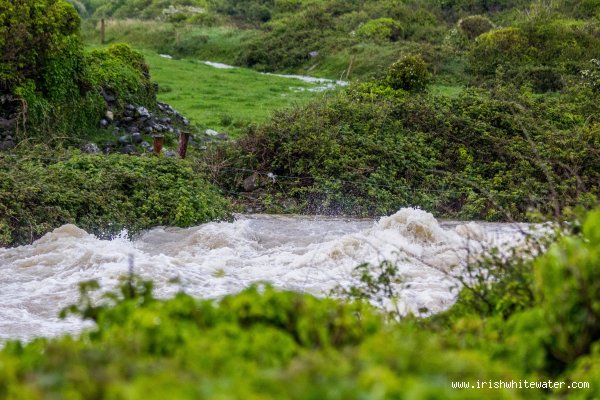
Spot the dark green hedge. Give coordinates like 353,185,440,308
0,151,231,246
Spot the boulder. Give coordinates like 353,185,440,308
118,135,131,145
131,132,143,144
120,144,137,154
82,143,100,154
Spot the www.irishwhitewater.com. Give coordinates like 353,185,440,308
452,380,590,390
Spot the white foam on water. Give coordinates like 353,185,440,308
264,72,348,86
202,61,236,69
199,60,347,90
0,209,535,342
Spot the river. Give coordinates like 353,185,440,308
0,208,535,342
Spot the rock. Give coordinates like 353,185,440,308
144,126,154,134
105,111,114,121
309,51,319,58
126,104,135,111
131,132,143,144
205,129,219,136
102,142,114,154
160,117,171,124
243,173,259,192
99,118,109,128
101,91,116,103
118,135,131,145
141,141,151,148
136,106,150,118
164,150,177,158
182,117,190,126
120,144,136,154
122,116,134,124
0,139,15,151
216,133,229,140
0,117,16,130
82,143,100,154
127,126,139,134
124,110,134,118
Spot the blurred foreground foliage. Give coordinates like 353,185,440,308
1,209,600,399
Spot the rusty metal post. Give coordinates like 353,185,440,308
100,18,105,45
178,131,190,159
153,135,164,155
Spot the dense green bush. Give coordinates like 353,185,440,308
356,17,403,42
0,1,164,141
0,0,81,97
458,15,494,39
206,81,599,220
386,54,430,91
85,43,156,109
469,18,600,86
518,66,565,93
0,151,231,246
469,27,531,77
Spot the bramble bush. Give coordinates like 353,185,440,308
206,77,598,220
0,151,231,246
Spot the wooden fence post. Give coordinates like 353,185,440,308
153,135,164,155
100,18,105,45
178,131,190,159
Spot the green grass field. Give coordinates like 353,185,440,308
142,51,337,136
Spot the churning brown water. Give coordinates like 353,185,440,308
0,208,535,342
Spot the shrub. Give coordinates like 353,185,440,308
581,58,600,92
208,81,599,220
469,27,531,77
458,15,494,39
85,43,156,109
386,54,430,91
519,66,565,93
0,0,82,98
0,151,231,246
534,209,600,363
356,18,403,43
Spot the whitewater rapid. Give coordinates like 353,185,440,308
0,208,533,342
